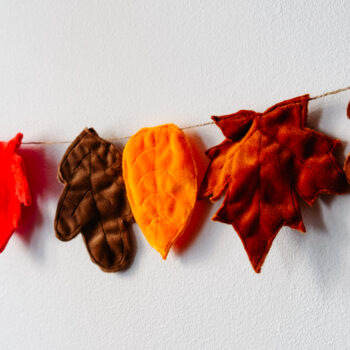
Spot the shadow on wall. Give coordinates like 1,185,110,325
16,146,62,248
278,107,350,293
288,193,350,296
174,130,212,255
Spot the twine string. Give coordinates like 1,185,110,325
22,85,350,145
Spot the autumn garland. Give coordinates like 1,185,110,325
1,88,350,273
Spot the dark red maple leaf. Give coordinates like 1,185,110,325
199,95,347,273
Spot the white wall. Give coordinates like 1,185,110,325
0,1,350,349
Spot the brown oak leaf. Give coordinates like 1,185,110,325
199,95,347,273
55,128,134,272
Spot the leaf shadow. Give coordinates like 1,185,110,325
276,107,350,293
300,199,326,232
304,198,349,295
16,146,62,259
173,130,212,256
283,190,348,295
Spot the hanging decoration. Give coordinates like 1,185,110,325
199,95,348,273
123,124,198,259
0,86,348,273
0,133,31,252
54,128,134,272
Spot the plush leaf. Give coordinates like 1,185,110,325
55,128,134,272
123,124,197,258
199,95,347,273
0,133,31,252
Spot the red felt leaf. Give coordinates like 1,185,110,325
0,133,31,252
199,95,347,273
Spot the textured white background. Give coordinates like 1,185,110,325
0,1,350,349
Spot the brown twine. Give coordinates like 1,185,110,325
22,85,350,145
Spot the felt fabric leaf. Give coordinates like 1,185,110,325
123,123,197,259
55,128,134,272
199,95,347,273
0,133,31,252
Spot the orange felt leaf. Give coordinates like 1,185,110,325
123,124,197,258
199,95,347,273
